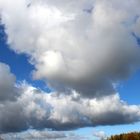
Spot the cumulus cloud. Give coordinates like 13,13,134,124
0,63,140,132
0,0,140,98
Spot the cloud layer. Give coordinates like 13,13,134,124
1,129,86,140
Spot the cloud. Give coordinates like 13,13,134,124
0,63,18,101
0,0,140,98
2,130,66,140
1,129,86,140
93,130,107,140
0,63,140,132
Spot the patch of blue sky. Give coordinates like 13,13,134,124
118,69,140,105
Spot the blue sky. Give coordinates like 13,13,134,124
0,0,140,140
118,70,140,105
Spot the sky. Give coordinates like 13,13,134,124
0,0,140,140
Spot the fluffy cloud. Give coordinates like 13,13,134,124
0,63,140,132
0,0,140,98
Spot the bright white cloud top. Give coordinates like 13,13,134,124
0,0,140,134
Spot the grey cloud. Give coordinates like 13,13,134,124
0,63,18,101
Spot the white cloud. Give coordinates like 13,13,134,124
93,130,107,140
0,0,140,98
